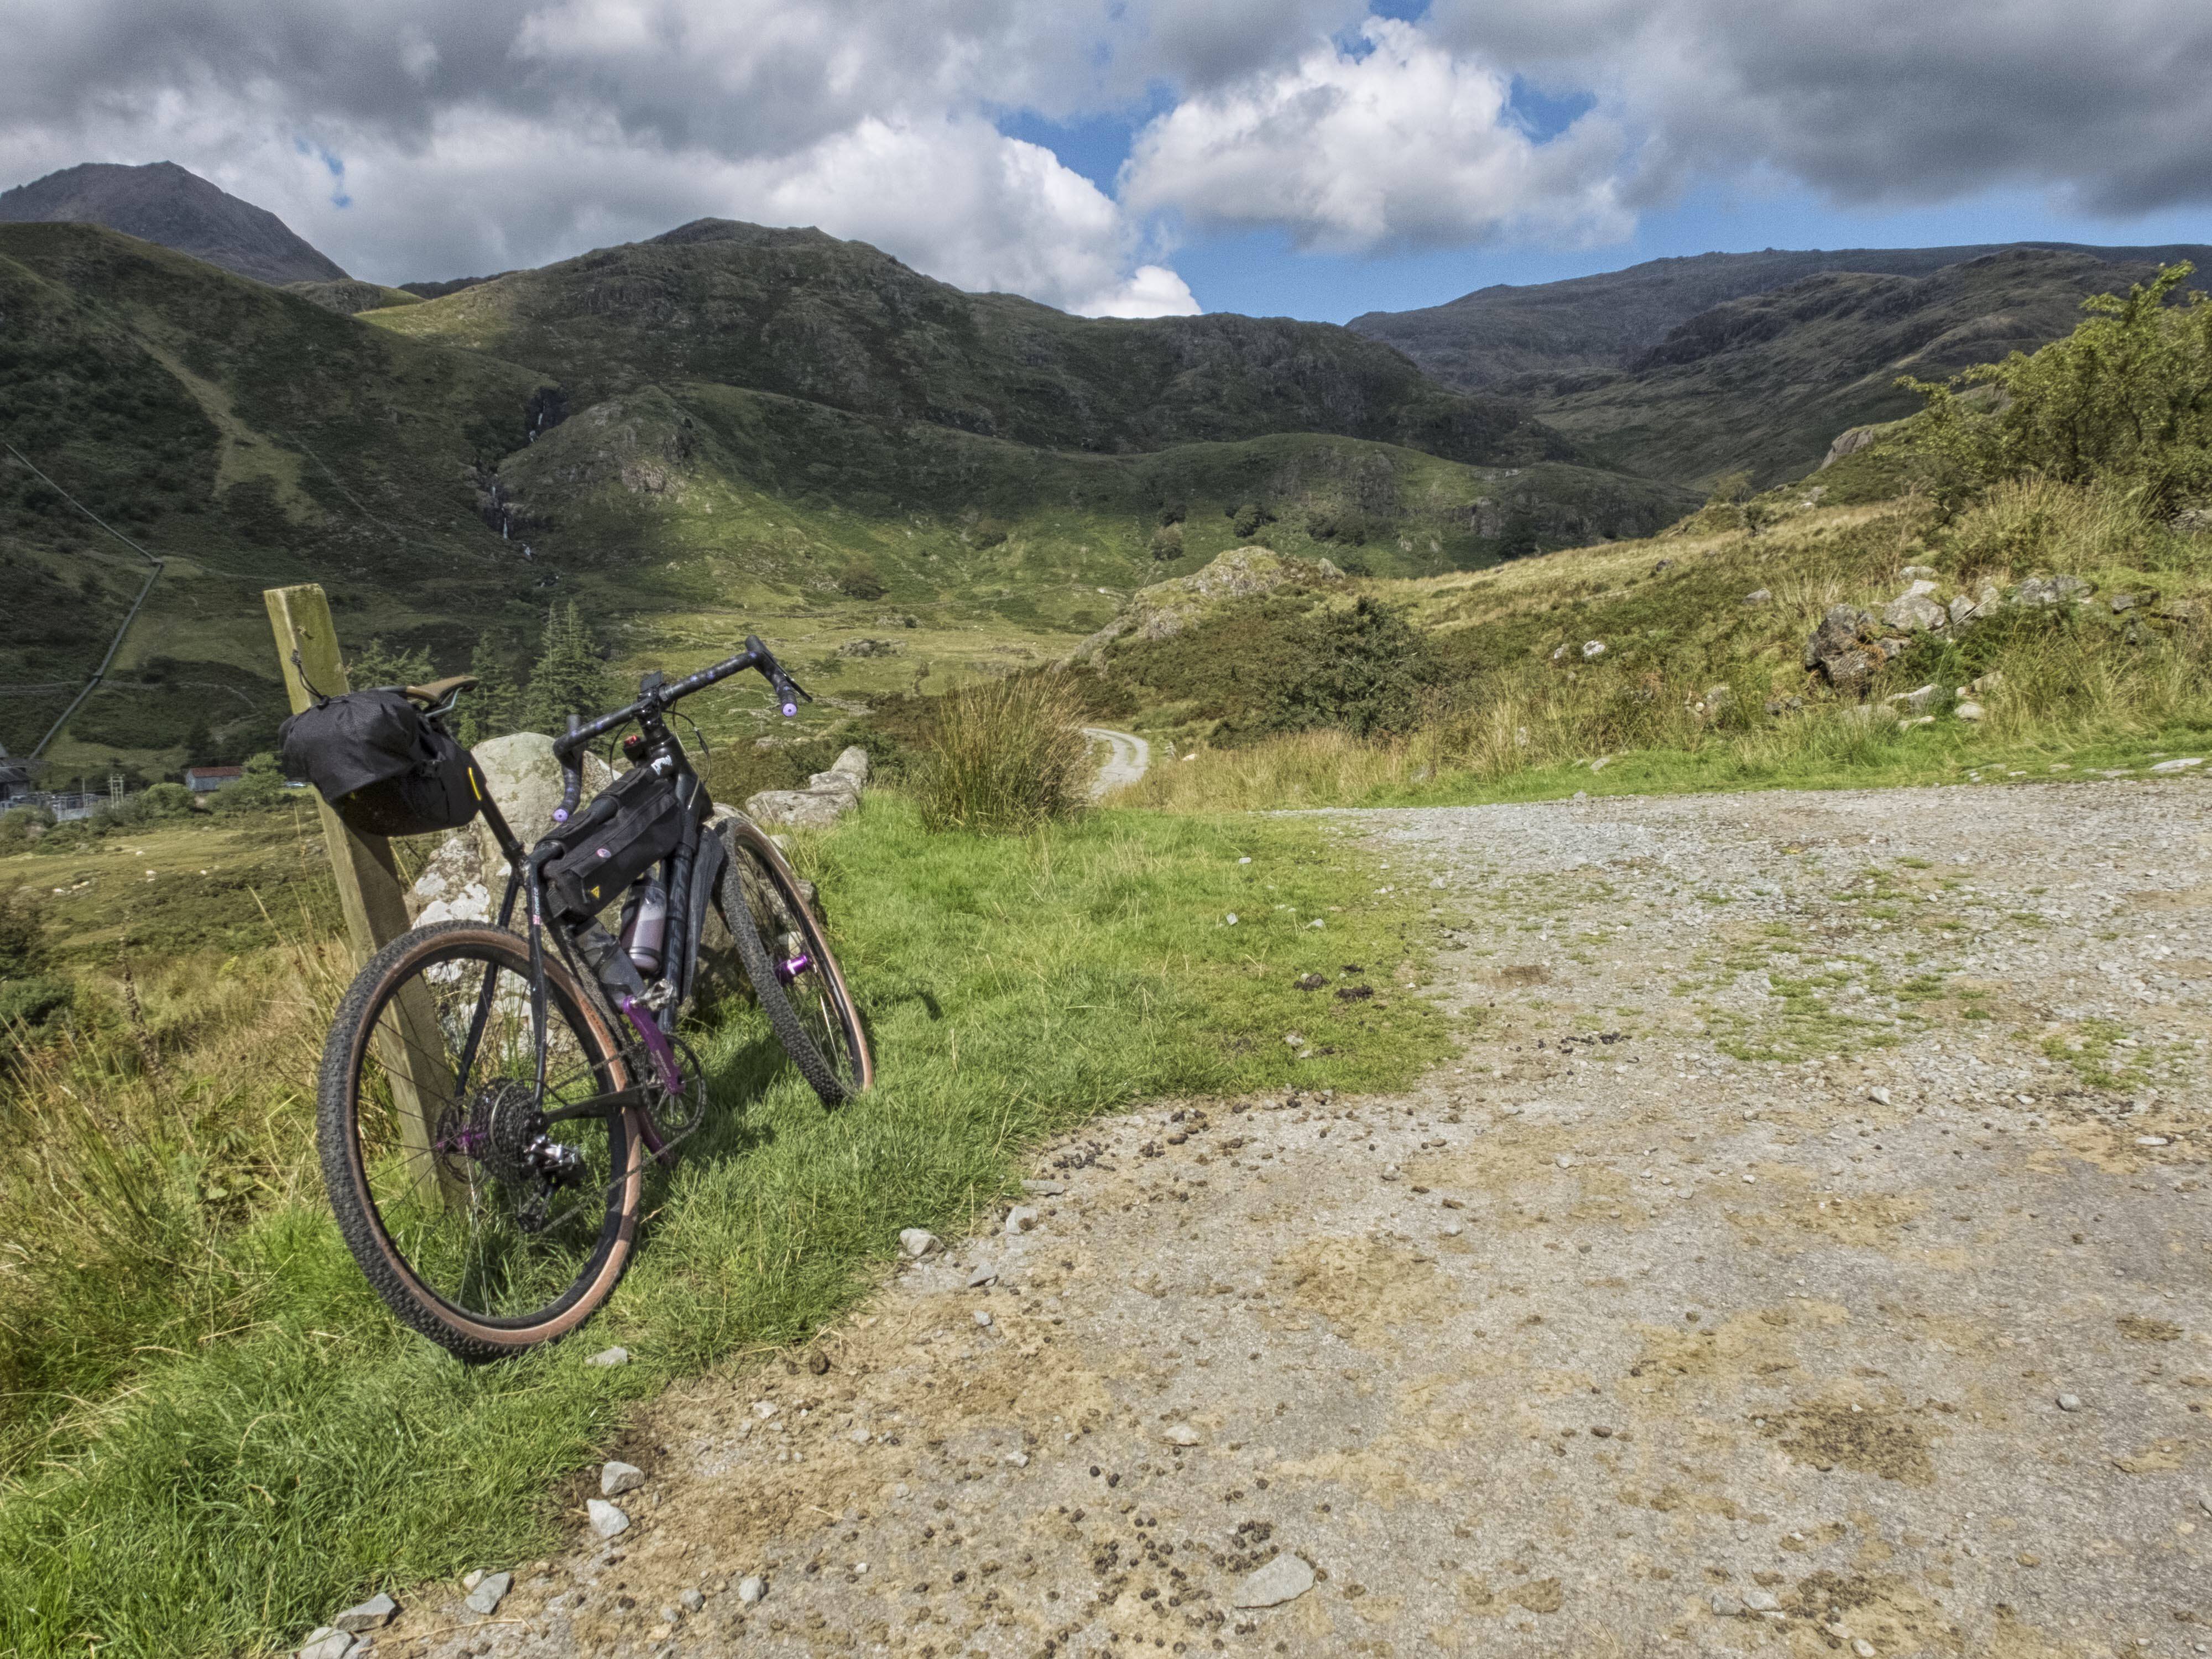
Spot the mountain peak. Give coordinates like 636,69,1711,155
0,160,347,285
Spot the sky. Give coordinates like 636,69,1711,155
2,0,2210,322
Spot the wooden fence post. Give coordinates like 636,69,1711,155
266,583,457,1207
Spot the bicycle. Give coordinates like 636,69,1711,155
314,635,872,1360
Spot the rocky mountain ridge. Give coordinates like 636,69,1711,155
0,161,348,285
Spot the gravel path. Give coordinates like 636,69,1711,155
361,779,2210,1659
1083,729,1151,800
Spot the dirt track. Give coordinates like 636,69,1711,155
373,778,2211,1659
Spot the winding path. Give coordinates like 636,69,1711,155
1082,726,1150,799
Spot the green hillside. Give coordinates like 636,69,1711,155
1354,241,2212,487
365,219,1575,465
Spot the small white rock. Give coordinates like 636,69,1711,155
680,1588,705,1613
1854,1641,1876,1658
465,1572,512,1616
1005,1451,1030,1467
601,1460,646,1496
1440,1222,1463,1237
1164,1423,1201,1447
2136,1134,2172,1147
1743,1588,1781,1613
737,1575,768,1605
974,1309,994,1328
296,1627,356,1659
1556,1154,1573,1169
2150,757,2204,773
751,1399,779,1419
967,1263,1000,1288
587,1499,631,1538
899,1228,941,1258
1020,1180,1066,1196
1868,1087,1892,1106
585,1346,629,1368
1234,1553,1316,1608
461,1570,483,1592
332,1593,397,1633
1004,1206,1040,1235
2057,1393,2084,1412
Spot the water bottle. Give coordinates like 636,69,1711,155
619,877,669,975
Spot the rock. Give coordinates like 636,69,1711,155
1821,425,1880,469
1882,583,1948,633
332,1593,397,1633
1955,701,1985,722
680,1588,706,1613
601,1460,645,1496
899,1228,942,1258
1295,972,1327,990
2150,757,2203,773
462,1569,483,1590
1006,1449,1030,1467
296,1627,357,1659
974,1308,994,1328
1581,639,1607,659
1900,563,1939,580
1803,604,1885,695
1854,1641,1876,1658
744,786,855,830
468,732,613,875
1074,547,1339,658
2058,1392,2084,1412
2110,592,2138,613
587,1499,631,1538
1948,594,1976,627
1005,1206,1040,1235
2015,573,2092,608
1021,1179,1067,1196
737,1575,768,1605
465,1572,512,1616
1701,684,1733,717
405,832,494,925
1233,1553,1317,1608
1887,684,1944,716
1708,1592,1745,1618
585,1346,629,1368
1742,588,1771,606
2173,507,2212,535
1743,1588,1781,1613
1163,1423,1201,1446
966,1262,999,1287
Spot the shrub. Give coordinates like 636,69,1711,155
137,782,196,818
0,807,54,850
1149,521,1185,561
1231,502,1269,540
915,671,1091,834
208,752,288,815
838,565,889,599
1253,597,1438,740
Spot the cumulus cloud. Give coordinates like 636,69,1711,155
1427,0,2212,215
0,0,2206,311
1119,19,1629,252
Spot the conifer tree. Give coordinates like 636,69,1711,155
346,636,435,691
456,630,522,747
523,602,614,734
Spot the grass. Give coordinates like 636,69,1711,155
0,796,1448,1658
914,671,1090,833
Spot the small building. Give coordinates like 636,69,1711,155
182,765,244,794
0,743,33,805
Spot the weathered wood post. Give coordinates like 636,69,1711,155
266,583,457,1206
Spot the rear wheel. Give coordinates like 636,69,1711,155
316,921,643,1361
718,817,872,1104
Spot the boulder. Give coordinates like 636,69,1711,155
1819,425,1881,469
1881,581,1947,633
2013,574,2091,607
1886,684,1945,716
1072,547,1339,660
745,746,869,830
409,732,613,922
1741,588,1772,606
1802,604,1890,696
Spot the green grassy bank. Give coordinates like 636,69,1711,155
0,799,1447,1658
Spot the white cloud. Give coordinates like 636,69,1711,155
1119,19,1630,252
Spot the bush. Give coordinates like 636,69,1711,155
915,671,1091,834
209,752,288,815
1231,502,1269,540
137,782,196,818
0,807,54,851
838,565,888,599
1253,597,1438,740
1149,521,1185,561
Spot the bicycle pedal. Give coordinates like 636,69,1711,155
642,978,677,1010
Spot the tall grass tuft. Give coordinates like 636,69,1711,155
915,670,1091,833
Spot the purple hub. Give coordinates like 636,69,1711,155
776,951,812,985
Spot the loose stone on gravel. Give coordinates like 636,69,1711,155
586,1499,630,1538
737,1575,766,1605
463,1572,511,1616
679,1588,705,1613
2058,1392,2085,1411
1234,1553,1317,1608
296,1627,356,1659
331,1593,396,1632
898,1228,941,1257
1004,1204,1040,1234
599,1460,645,1496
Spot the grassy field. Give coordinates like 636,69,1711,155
0,796,1449,1658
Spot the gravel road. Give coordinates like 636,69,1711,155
360,779,2210,1659
1083,729,1151,799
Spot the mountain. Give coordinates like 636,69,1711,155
0,161,348,285
0,219,1688,776
1352,242,2212,486
369,218,1575,467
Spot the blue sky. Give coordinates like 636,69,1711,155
1001,101,2212,324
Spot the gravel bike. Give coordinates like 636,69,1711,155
316,636,871,1360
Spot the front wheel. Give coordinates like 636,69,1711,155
718,816,873,1104
316,921,644,1361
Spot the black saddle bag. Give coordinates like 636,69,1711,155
278,688,482,839
542,765,688,922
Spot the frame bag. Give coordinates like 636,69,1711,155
278,688,482,838
542,764,688,922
